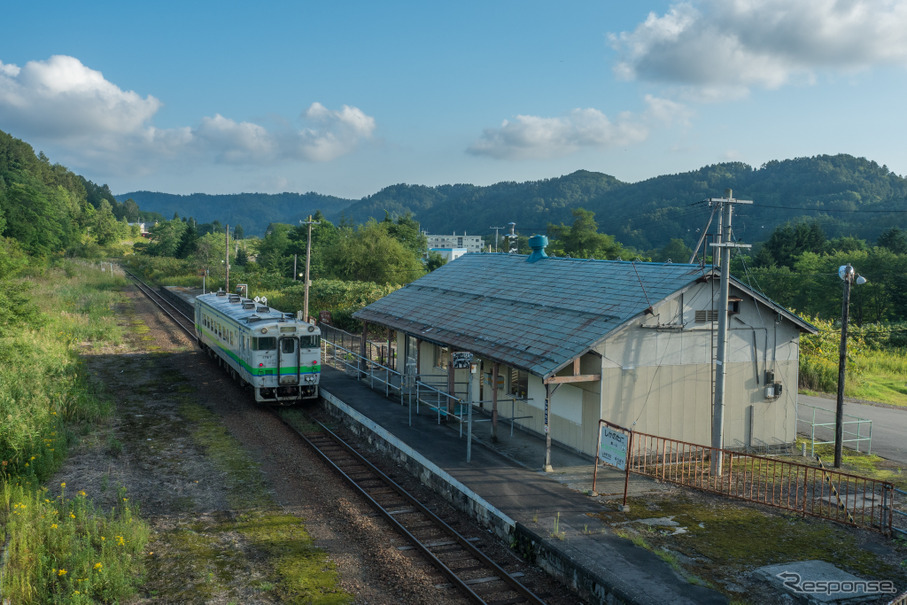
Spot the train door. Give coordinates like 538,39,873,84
277,336,300,385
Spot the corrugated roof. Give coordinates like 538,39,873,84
354,253,723,378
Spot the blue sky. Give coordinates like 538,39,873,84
2,1,906,199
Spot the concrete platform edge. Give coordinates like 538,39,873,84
321,388,642,605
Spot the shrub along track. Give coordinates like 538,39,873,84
54,281,578,604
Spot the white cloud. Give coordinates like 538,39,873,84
468,96,688,160
292,102,377,162
611,0,907,92
0,55,161,138
0,55,375,174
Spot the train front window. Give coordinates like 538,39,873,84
252,336,277,351
300,335,320,348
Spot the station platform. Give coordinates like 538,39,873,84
319,366,728,604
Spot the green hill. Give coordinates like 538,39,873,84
336,155,907,250
116,190,355,237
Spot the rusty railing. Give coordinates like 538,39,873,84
627,431,895,535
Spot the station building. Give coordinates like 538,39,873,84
353,237,817,459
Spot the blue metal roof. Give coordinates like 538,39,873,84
353,253,808,378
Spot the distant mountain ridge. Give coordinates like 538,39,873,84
117,191,356,236
119,154,907,249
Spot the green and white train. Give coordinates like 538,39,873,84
195,290,321,403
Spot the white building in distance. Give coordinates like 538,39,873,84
425,232,485,254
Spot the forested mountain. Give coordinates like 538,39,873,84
338,155,907,250
118,191,355,237
126,154,907,249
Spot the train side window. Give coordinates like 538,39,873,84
253,337,277,351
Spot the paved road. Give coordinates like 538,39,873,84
797,394,907,465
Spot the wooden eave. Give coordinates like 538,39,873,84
544,357,601,385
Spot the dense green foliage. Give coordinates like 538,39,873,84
118,190,353,237
0,262,149,603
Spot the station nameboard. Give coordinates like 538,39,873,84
598,425,629,471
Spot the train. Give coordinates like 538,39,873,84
194,290,321,404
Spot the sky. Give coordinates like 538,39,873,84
2,0,907,200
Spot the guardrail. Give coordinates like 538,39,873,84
627,430,895,535
797,403,872,456
322,337,533,453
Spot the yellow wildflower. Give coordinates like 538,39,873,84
94,562,102,570
58,569,67,576
51,524,58,529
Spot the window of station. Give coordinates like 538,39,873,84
508,367,528,399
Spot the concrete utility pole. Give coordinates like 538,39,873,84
490,225,505,253
225,224,230,293
708,191,752,475
300,215,320,322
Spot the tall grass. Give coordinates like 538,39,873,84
0,261,149,603
799,316,907,406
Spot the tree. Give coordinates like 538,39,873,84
325,219,425,284
146,218,188,257
546,208,629,259
755,220,827,268
425,250,447,272
383,212,427,257
233,224,244,240
657,238,693,263
877,227,907,254
91,199,121,246
257,223,294,276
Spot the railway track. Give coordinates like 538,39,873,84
123,270,196,336
124,269,550,605
278,413,548,605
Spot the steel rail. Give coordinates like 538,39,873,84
276,413,547,605
123,270,196,338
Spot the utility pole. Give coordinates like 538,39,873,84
225,224,230,293
490,225,505,253
708,191,752,475
300,215,320,322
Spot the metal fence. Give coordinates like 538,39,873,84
797,403,873,456
894,487,907,539
627,431,896,535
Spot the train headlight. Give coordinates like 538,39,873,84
260,328,267,334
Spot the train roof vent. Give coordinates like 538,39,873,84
257,306,270,313
242,302,256,310
245,315,262,323
229,295,241,303
215,290,227,297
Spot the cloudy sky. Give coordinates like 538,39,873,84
2,0,907,198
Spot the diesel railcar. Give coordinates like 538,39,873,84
195,290,321,403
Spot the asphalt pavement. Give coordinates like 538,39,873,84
797,394,907,465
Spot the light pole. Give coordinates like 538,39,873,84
834,264,866,468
